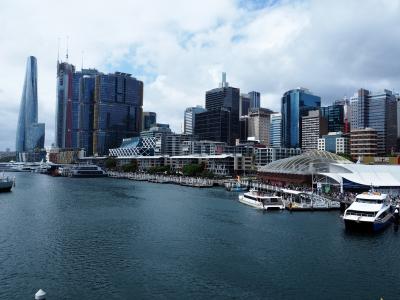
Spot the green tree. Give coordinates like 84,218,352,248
122,160,138,172
105,157,117,170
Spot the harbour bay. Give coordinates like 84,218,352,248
0,173,399,299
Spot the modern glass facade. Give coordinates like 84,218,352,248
195,82,240,145
281,88,321,148
184,106,205,134
270,113,282,148
320,104,345,133
16,56,45,160
55,61,75,148
248,91,260,109
350,89,397,154
78,75,96,155
239,94,250,116
93,72,143,155
142,112,157,131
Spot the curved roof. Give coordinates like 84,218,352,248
322,164,400,187
258,150,352,175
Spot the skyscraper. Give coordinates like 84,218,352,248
320,103,345,133
281,88,321,148
16,56,45,161
248,91,261,109
184,106,206,134
195,73,240,145
93,72,143,155
247,108,273,145
239,94,250,116
301,110,328,151
142,112,157,131
350,89,397,154
56,61,99,149
270,113,282,148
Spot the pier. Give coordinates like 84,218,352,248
107,172,220,188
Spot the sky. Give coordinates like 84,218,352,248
1,0,400,150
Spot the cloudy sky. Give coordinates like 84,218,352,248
1,0,400,150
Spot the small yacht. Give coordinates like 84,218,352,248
239,189,284,210
68,165,107,178
342,191,392,232
0,175,14,192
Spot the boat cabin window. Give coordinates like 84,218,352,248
356,198,383,204
346,210,376,217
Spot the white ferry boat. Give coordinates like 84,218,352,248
281,189,312,210
68,165,107,178
239,189,284,210
342,191,392,232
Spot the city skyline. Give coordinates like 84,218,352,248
2,0,400,150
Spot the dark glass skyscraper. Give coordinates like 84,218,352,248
281,88,321,148
142,112,157,131
320,104,345,133
16,56,45,160
195,73,240,145
93,72,143,155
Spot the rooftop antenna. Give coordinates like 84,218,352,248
81,50,84,70
66,35,69,61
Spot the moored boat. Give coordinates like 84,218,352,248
67,165,107,178
0,175,14,192
239,189,284,210
342,191,392,232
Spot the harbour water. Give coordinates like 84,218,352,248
0,173,399,299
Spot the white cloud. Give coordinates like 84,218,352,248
1,0,400,150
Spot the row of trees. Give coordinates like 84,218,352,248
105,157,214,178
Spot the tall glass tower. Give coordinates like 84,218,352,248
281,88,321,148
16,56,45,159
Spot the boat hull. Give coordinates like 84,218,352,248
239,195,284,210
344,217,392,232
0,181,13,192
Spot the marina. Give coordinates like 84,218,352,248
0,172,400,299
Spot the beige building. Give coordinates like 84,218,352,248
247,108,273,146
301,110,328,151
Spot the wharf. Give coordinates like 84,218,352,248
108,172,219,188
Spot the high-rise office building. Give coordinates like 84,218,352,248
16,56,45,161
239,116,249,142
248,108,273,146
270,113,282,148
184,106,206,134
320,103,345,133
281,88,321,148
239,94,250,116
195,73,240,145
142,112,157,131
248,91,261,109
334,98,351,133
56,60,99,149
93,72,143,155
77,72,98,155
350,89,397,154
301,110,328,151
